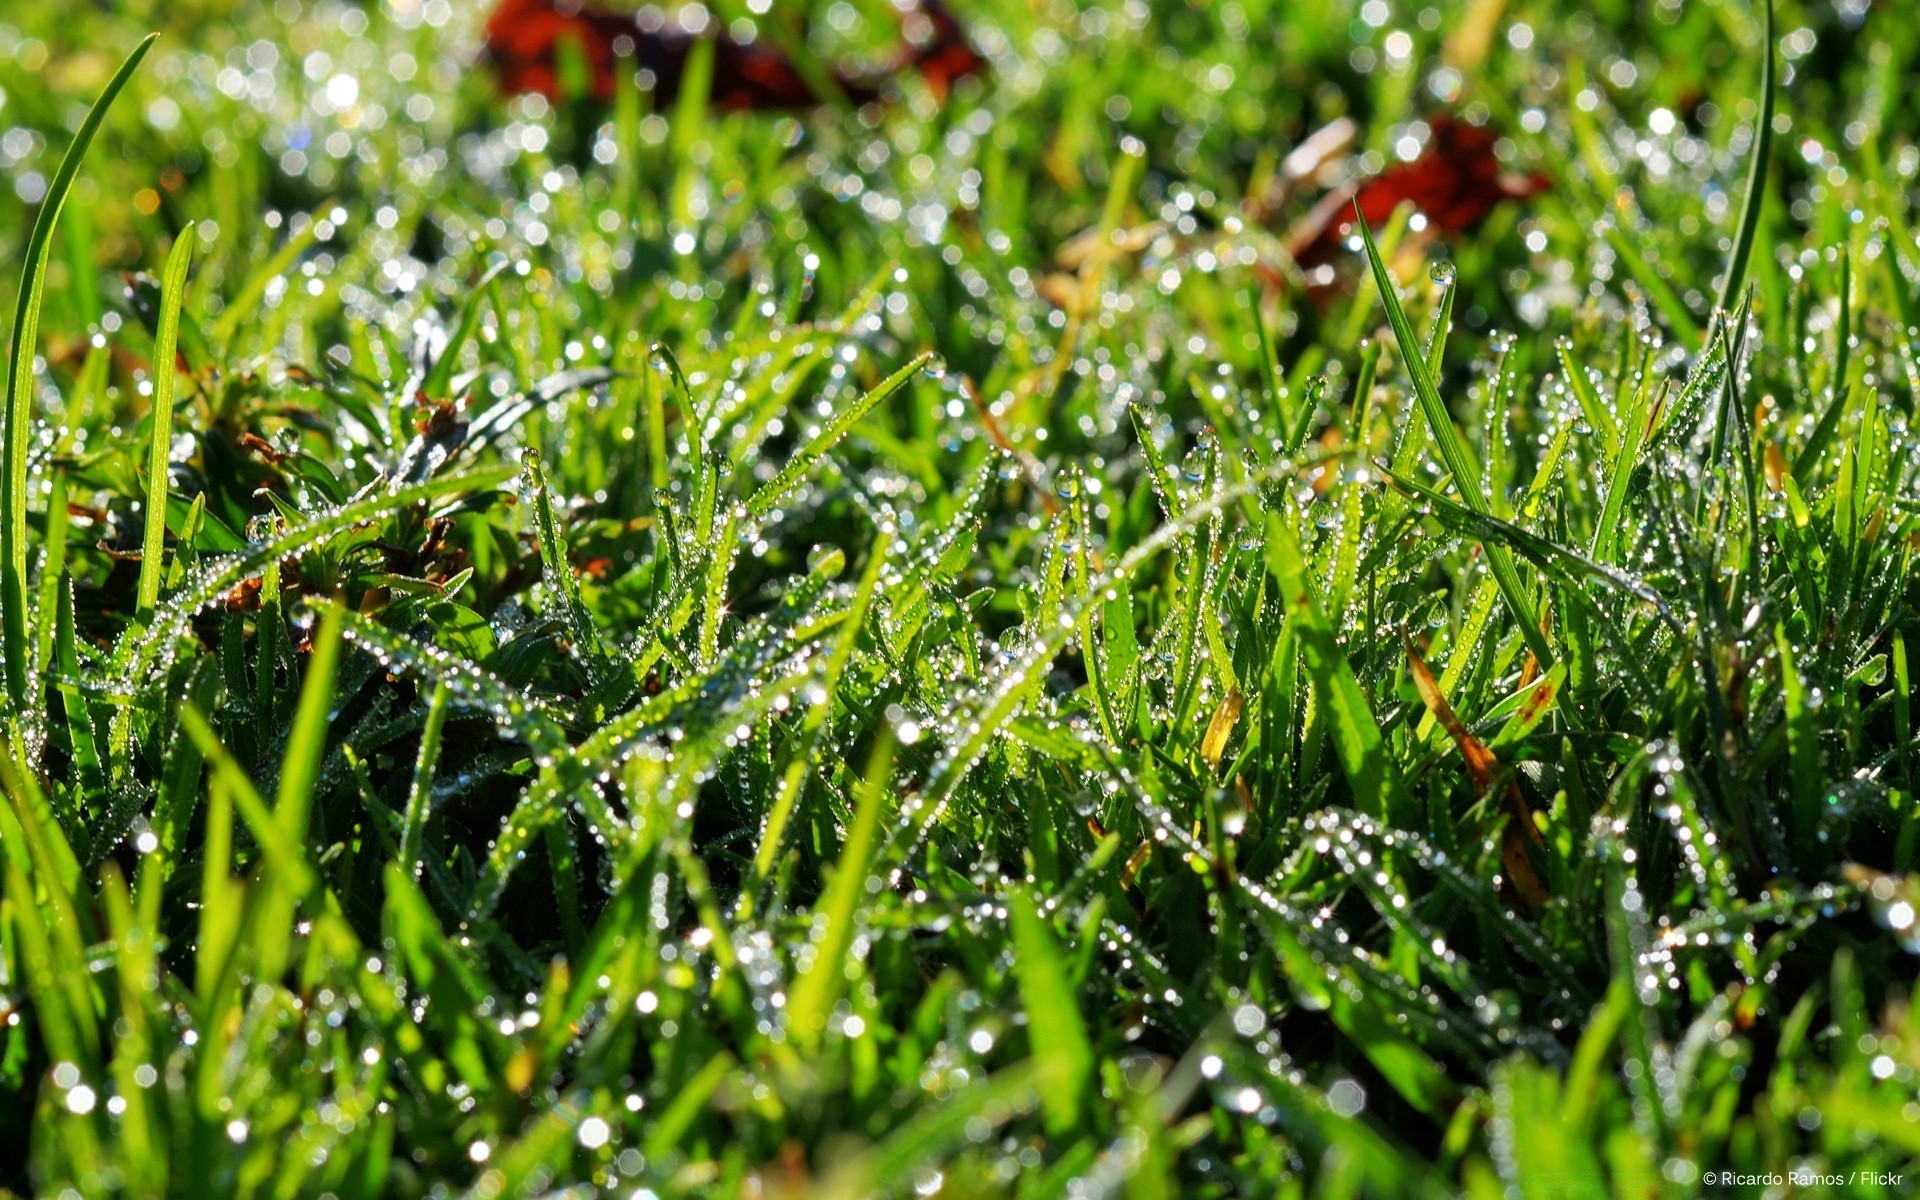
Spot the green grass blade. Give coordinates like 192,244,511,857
1558,340,1618,453
1716,0,1775,315
1264,512,1408,824
1130,401,1184,520
785,731,893,1047
276,599,344,839
1794,248,1853,480
2,33,158,710
400,681,451,880
1895,633,1914,799
31,468,69,679
115,465,512,693
746,351,931,518
53,579,103,804
1246,284,1284,442
749,523,893,889
1775,624,1822,868
1423,269,1456,378
523,449,611,682
1588,376,1660,563
1377,462,1678,625
1354,207,1556,669
697,502,738,668
420,260,510,402
135,224,194,618
1008,890,1094,1134
331,606,566,750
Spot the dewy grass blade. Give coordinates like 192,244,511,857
1415,419,1574,743
117,465,511,683
1589,376,1662,564
905,460,1309,849
1130,401,1184,520
523,450,611,683
421,260,510,402
1008,890,1094,1134
135,223,195,619
1423,266,1456,378
1264,511,1411,825
31,468,68,677
1894,633,1914,800
1716,0,1775,316
53,581,103,803
3,32,157,710
748,523,894,891
1795,246,1853,480
696,502,738,669
746,351,931,518
1377,461,1681,633
277,599,344,830
332,606,566,750
785,731,893,1048
1558,340,1618,453
1775,625,1823,868
208,207,322,352
1246,283,1284,441
1354,207,1556,669
400,681,451,881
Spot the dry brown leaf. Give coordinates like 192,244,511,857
1403,629,1549,911
1201,688,1244,769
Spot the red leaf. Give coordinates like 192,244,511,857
482,0,985,110
1290,116,1548,269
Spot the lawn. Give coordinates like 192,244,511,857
0,0,1917,1196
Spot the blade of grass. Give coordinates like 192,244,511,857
1558,340,1618,455
1377,462,1680,629
746,351,932,518
400,681,451,881
31,467,68,678
523,449,611,683
1716,0,1775,316
1589,376,1662,564
3,33,158,711
420,260,510,402
1008,890,1094,1134
265,600,344,973
1130,402,1184,520
1417,415,1574,743
1264,511,1410,825
1354,207,1556,670
1775,624,1822,869
135,223,194,619
786,730,893,1047
1895,633,1913,799
1794,248,1854,480
747,524,893,892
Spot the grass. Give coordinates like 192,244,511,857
1,0,1918,1196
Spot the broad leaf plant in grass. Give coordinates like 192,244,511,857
0,0,1918,1197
